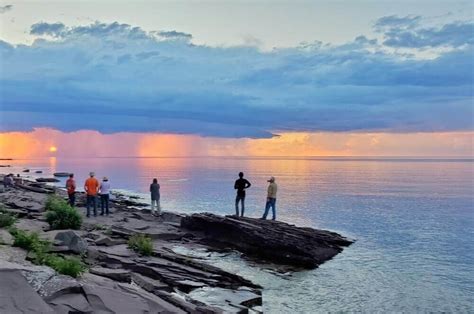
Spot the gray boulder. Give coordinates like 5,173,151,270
54,230,88,254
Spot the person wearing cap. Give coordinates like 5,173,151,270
234,172,251,217
99,177,111,216
262,176,278,220
84,172,99,217
66,173,76,207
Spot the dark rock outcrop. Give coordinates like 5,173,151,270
36,178,60,183
182,213,354,269
53,172,71,177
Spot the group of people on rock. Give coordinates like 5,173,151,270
66,172,111,217
65,172,162,218
234,172,278,220
64,171,276,220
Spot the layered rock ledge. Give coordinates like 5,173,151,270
0,175,354,313
182,213,353,269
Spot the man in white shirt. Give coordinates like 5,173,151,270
99,177,111,216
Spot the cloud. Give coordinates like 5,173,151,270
0,19,473,138
30,22,66,36
374,15,421,31
0,4,12,14
156,30,192,41
375,15,474,48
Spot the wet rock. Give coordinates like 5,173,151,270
22,169,30,173
181,213,354,269
54,230,88,254
0,270,55,314
36,178,60,183
35,170,43,174
189,286,262,312
53,172,71,177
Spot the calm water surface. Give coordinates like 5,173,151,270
3,157,474,312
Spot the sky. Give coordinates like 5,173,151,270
0,0,473,157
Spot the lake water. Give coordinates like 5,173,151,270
2,156,474,312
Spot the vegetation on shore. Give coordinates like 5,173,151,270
128,234,153,256
45,195,82,230
0,212,16,228
9,228,86,278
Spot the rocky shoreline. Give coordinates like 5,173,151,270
0,175,353,313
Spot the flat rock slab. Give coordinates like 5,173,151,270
181,213,354,269
0,229,13,245
46,283,186,314
14,219,49,233
90,267,131,282
0,270,55,314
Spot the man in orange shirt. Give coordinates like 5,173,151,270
84,172,99,217
66,173,76,207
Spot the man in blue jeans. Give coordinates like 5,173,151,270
234,172,251,217
262,176,278,220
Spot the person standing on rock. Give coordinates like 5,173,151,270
66,173,76,207
234,172,251,217
84,172,99,217
3,174,14,189
150,178,161,216
262,176,278,220
100,177,111,216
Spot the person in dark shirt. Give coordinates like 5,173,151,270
234,172,251,217
150,178,161,216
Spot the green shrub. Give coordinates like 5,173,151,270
0,212,16,228
9,228,85,278
44,255,85,278
45,195,82,230
45,195,69,211
128,234,153,256
10,228,41,250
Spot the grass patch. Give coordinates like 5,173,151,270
92,224,107,231
9,228,86,278
43,255,86,278
10,228,42,250
0,204,16,228
45,195,82,230
0,212,16,228
128,234,153,256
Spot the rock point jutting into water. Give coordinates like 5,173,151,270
181,213,353,269
0,175,353,313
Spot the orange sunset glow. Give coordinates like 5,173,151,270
0,128,472,159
